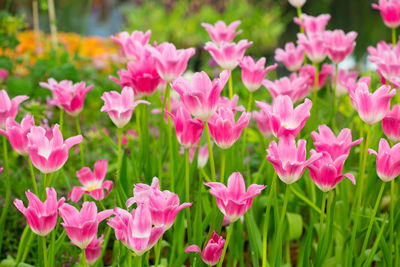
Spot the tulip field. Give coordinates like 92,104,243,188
2,0,400,266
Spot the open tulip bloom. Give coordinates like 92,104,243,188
294,14,331,35
324,30,357,63
239,56,277,92
382,104,400,143
372,0,400,29
14,187,65,236
85,235,104,266
69,159,113,202
0,89,28,129
204,172,266,222
185,231,225,266
297,32,327,64
201,20,242,43
263,74,309,103
111,30,151,59
204,40,253,70
274,42,304,72
368,138,400,182
0,115,35,156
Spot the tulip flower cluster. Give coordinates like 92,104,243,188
4,0,400,266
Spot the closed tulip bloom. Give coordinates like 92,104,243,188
208,108,251,150
204,172,265,222
349,82,396,125
126,177,192,230
111,30,151,59
27,124,82,173
69,159,113,202
204,40,253,70
201,20,242,43
382,105,400,143
263,75,309,103
308,150,355,192
267,135,322,184
189,144,209,168
185,231,225,266
257,95,312,138
0,115,35,156
101,87,150,128
85,235,104,266
59,202,113,249
253,101,273,138
239,56,277,92
171,70,230,121
274,42,304,72
294,14,331,35
0,89,28,129
324,30,357,63
288,0,306,8
297,33,327,63
168,106,204,149
110,48,162,97
368,138,400,181
372,0,400,28
14,187,65,236
107,203,164,256
333,69,358,96
312,125,362,161
150,42,195,83
39,78,94,116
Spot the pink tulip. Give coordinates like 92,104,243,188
107,203,164,255
372,0,400,28
297,33,327,63
312,125,362,161
262,75,309,103
348,82,396,125
299,64,334,92
253,101,273,138
0,68,8,81
294,14,331,35
324,30,357,63
333,69,358,96
308,150,355,192
239,56,277,92
111,30,151,59
267,135,322,184
345,76,372,105
274,42,304,72
0,89,28,129
168,106,204,149
59,202,113,249
0,115,35,156
27,124,82,173
39,78,94,116
126,177,192,230
201,20,242,43
288,0,306,8
101,87,150,128
110,48,162,97
383,104,400,142
150,42,195,82
204,172,265,222
256,95,312,138
368,138,400,181
204,40,253,70
368,42,400,84
69,159,113,202
14,187,64,236
171,70,230,121
85,235,104,266
207,108,250,149
189,144,209,168
185,231,225,266
218,94,245,114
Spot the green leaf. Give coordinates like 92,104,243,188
6,77,33,96
286,212,303,241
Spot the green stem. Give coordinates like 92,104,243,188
359,182,386,260
319,192,327,236
254,157,267,184
154,234,163,267
262,173,277,267
241,91,253,159
184,149,192,238
296,7,305,34
331,64,338,128
217,223,234,267
204,122,216,181
41,173,48,200
390,179,395,261
228,73,233,99
312,63,320,109
290,186,321,214
97,200,106,211
136,256,142,267
41,236,48,267
117,128,122,183
75,117,85,167
392,28,397,46
201,168,211,182
220,149,226,183
165,84,175,191
0,136,9,253
348,124,371,265
28,158,39,195
271,184,290,265
59,109,64,132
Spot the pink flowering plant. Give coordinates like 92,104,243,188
3,1,400,267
